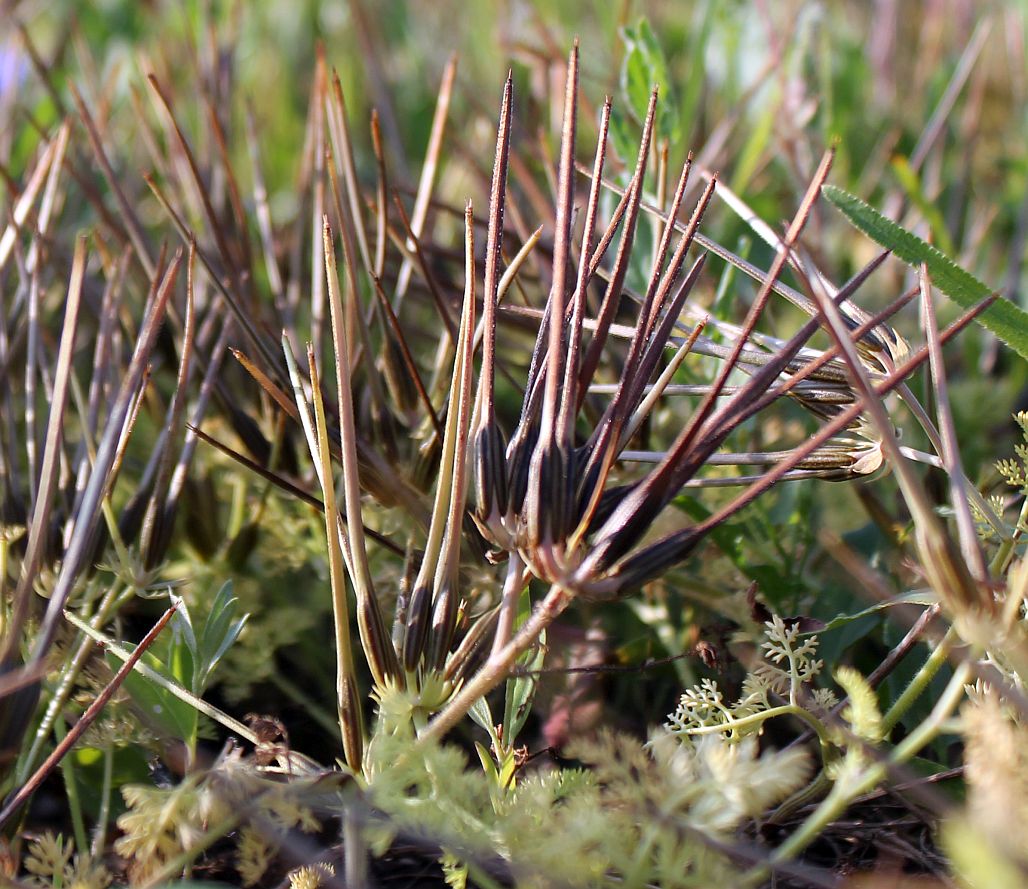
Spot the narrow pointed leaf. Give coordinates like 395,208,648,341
823,184,1028,359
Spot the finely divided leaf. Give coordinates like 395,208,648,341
822,184,1028,359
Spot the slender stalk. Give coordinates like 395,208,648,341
990,493,1028,576
19,583,131,785
805,252,988,616
64,611,260,746
343,806,368,889
403,205,478,670
749,659,973,884
681,704,832,748
308,344,365,770
32,252,181,661
2,237,87,667
91,745,114,857
54,716,88,853
920,266,987,581
323,218,399,687
0,535,10,614
422,582,573,744
0,606,178,829
392,55,457,311
881,626,956,734
491,555,529,657
428,204,479,668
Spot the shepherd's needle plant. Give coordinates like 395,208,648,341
0,4,1026,888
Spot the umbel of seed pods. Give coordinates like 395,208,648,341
283,44,989,758
408,47,983,744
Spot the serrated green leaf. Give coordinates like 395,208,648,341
822,184,1028,359
889,156,954,256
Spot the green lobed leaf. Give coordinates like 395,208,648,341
111,649,198,748
822,184,1028,360
503,589,546,744
195,581,248,694
619,18,681,145
468,697,496,739
607,105,638,167
805,589,937,635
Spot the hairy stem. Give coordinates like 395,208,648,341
491,554,529,657
881,626,955,734
421,582,573,744
990,492,1028,576
749,659,972,884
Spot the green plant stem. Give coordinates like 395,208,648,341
491,554,527,657
19,583,131,784
227,474,248,540
687,696,840,819
771,626,958,827
0,606,178,830
67,372,137,584
464,859,507,889
683,704,834,752
990,492,1028,576
343,805,368,889
91,744,114,857
748,658,972,885
54,716,88,854
881,626,955,734
897,383,1004,537
0,534,10,609
307,346,365,768
766,771,832,826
